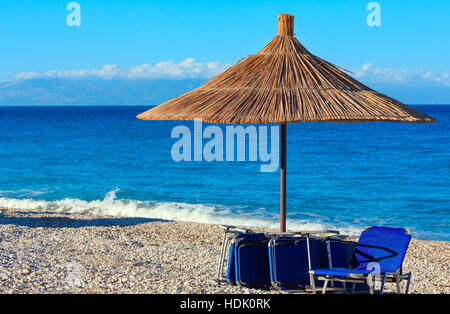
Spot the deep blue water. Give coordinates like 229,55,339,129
0,105,448,240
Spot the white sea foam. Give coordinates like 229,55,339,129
0,189,362,235
0,188,52,197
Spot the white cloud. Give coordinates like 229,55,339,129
13,59,449,87
13,58,230,80
354,62,450,86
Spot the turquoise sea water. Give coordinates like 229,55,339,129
0,105,448,240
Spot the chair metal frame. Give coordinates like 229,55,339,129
215,225,255,284
268,230,345,292
310,269,412,294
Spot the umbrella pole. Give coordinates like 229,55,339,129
280,123,287,232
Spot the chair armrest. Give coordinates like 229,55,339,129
219,224,254,234
268,229,339,237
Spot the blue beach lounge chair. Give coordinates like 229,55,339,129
216,225,271,289
268,230,368,292
309,226,412,294
268,230,340,291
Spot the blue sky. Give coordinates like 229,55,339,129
1,0,449,89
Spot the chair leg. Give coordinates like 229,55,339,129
405,273,412,294
322,279,329,294
379,274,387,294
395,274,401,294
310,274,317,294
369,282,374,294
216,231,228,282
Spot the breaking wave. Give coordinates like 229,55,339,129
0,189,362,235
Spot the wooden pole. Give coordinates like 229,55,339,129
280,123,287,232
278,13,294,36
278,14,292,232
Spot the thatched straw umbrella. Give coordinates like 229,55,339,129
138,14,435,232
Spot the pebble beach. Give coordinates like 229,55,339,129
0,207,448,294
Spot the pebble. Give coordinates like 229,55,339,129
0,207,448,294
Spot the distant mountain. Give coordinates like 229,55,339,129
0,78,448,105
368,85,450,105
0,79,206,106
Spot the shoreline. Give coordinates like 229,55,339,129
0,207,448,294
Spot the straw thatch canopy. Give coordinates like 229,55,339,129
137,14,434,124
137,14,435,232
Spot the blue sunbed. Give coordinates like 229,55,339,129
309,226,412,294
268,235,329,290
216,225,271,289
268,231,368,292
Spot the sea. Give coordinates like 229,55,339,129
0,105,448,240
